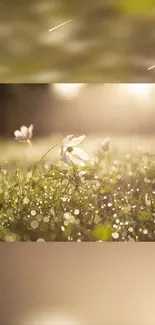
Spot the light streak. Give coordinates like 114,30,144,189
148,65,155,70
49,17,78,32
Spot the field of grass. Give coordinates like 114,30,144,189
0,134,155,242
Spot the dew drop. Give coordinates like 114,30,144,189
74,209,80,215
31,210,36,216
37,238,45,242
23,198,29,205
112,232,119,239
31,220,39,229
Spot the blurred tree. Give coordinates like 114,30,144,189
0,85,14,135
0,84,155,136
0,0,155,82
0,84,56,136
121,0,155,15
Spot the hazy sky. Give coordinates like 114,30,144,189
0,244,155,325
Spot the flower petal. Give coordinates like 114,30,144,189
28,124,33,139
14,130,21,137
104,137,110,143
63,134,74,146
69,153,86,167
68,135,85,147
102,137,110,151
20,126,29,138
14,130,25,141
62,151,71,165
72,147,89,161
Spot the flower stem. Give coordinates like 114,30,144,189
27,139,32,147
32,144,57,177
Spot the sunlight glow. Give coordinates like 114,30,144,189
48,314,81,325
20,310,86,325
53,83,85,98
119,83,152,100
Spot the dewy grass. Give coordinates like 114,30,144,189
0,137,155,242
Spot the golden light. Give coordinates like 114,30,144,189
20,310,86,325
119,83,152,100
53,83,85,98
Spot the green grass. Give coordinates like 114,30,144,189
0,135,155,242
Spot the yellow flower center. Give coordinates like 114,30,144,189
67,146,73,153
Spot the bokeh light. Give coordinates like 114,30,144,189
119,83,152,100
53,83,85,98
19,310,86,325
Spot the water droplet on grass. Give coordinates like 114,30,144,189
31,220,39,229
74,209,79,215
23,198,29,204
37,238,45,242
112,232,119,239
31,210,36,216
43,216,49,222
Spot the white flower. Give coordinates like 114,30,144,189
14,124,33,142
101,137,110,152
61,134,89,167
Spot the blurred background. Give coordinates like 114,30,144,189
1,83,155,136
1,244,155,325
1,83,155,162
1,0,155,82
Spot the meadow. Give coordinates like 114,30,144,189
0,134,155,242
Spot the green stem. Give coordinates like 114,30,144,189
32,144,57,177
27,139,32,147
